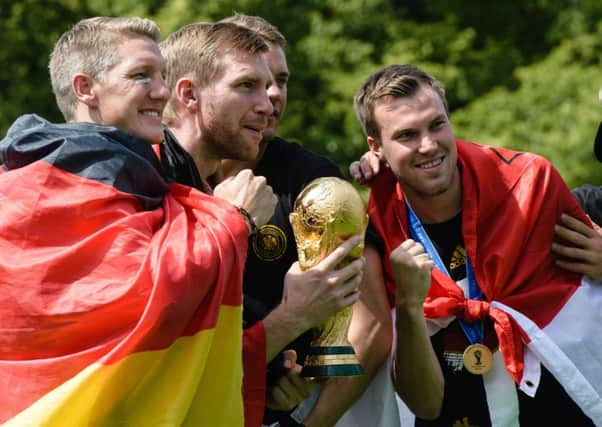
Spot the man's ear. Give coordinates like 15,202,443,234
175,78,198,111
367,136,383,159
72,73,97,107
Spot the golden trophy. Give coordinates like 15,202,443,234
289,177,367,377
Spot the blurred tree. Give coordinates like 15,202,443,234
0,0,165,135
0,0,93,131
453,24,602,188
0,0,600,186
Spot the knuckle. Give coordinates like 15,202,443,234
326,275,338,287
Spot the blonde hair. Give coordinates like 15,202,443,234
220,13,286,48
160,22,268,122
49,16,161,121
354,64,448,142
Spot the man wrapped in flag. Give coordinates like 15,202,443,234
0,16,276,426
353,64,602,426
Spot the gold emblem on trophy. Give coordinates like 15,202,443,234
289,176,367,377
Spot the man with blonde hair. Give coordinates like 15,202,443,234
160,22,274,184
210,14,393,427
156,17,377,427
49,17,160,123
0,16,276,426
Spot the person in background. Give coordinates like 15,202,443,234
551,103,602,281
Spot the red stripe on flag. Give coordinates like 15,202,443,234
0,161,247,422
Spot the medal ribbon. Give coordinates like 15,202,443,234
405,201,484,345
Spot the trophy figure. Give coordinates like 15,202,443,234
289,177,367,378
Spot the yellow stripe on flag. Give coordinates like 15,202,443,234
4,305,243,427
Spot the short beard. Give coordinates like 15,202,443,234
205,129,258,162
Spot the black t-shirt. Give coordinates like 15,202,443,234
413,213,593,427
242,137,342,424
572,184,602,226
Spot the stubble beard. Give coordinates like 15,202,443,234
206,124,258,162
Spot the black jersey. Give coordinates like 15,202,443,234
414,213,593,426
242,136,342,322
243,138,341,317
243,137,342,424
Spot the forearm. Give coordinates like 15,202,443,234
303,322,390,427
392,305,443,419
263,236,366,363
304,246,392,426
303,376,369,427
263,304,311,363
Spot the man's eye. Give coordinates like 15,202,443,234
132,73,151,83
397,132,415,141
431,120,445,130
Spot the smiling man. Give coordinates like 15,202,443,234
49,16,169,143
353,64,601,426
0,16,276,426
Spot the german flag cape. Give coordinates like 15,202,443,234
369,140,602,423
0,115,248,426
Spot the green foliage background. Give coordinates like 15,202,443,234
2,0,601,187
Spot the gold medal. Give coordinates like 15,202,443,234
463,343,493,375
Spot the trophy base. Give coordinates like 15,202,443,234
301,346,364,378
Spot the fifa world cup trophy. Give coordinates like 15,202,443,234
289,177,367,377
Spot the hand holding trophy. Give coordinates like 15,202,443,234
289,177,367,378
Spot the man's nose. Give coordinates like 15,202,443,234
267,84,281,105
151,75,170,102
255,90,274,116
418,134,438,153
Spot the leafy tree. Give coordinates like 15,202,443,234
0,1,93,132
1,0,601,186
0,0,165,135
453,25,602,188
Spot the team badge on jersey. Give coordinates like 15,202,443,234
252,224,287,261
